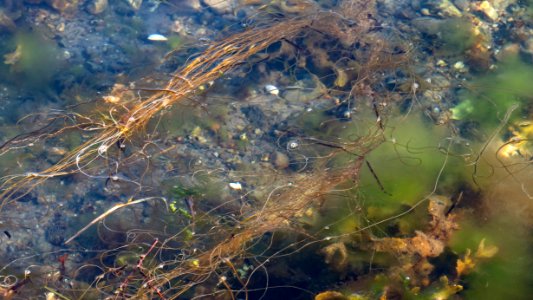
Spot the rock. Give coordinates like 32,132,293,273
274,151,289,169
44,213,67,246
188,0,202,10
427,75,450,89
147,33,168,41
422,0,463,18
127,0,143,10
453,61,467,72
473,1,499,21
412,17,446,35
46,0,79,12
0,10,16,33
88,0,108,14
202,0,234,14
378,0,400,15
489,0,516,10
453,0,470,11
241,105,266,129
378,0,418,18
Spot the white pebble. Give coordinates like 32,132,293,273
264,84,279,96
147,34,168,42
229,182,242,191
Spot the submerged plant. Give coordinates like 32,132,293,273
0,0,525,299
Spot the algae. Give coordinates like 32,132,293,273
452,56,533,129
1,31,60,88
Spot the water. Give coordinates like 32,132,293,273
0,1,533,299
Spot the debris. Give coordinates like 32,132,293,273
315,291,349,300
456,249,475,277
370,195,459,285
320,242,348,271
431,276,463,300
3,45,22,65
475,238,499,258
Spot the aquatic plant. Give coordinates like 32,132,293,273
1,0,527,299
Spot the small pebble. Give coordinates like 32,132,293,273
274,151,289,169
287,140,299,150
453,61,466,71
264,84,279,96
147,34,168,42
229,182,242,191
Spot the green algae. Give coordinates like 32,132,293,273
3,2,533,299
450,216,533,299
356,114,467,219
438,18,477,56
1,31,61,88
452,57,533,129
167,35,183,50
413,17,476,57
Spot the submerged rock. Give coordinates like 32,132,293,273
203,0,235,14
473,0,499,21
46,0,79,12
44,213,68,246
147,33,168,41
0,10,16,33
88,0,108,14
274,151,289,169
412,17,446,35
127,0,143,10
422,0,463,17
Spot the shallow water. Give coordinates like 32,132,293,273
1,1,533,299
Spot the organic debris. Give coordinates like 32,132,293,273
370,195,459,286
3,45,22,65
456,238,499,277
0,0,528,299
